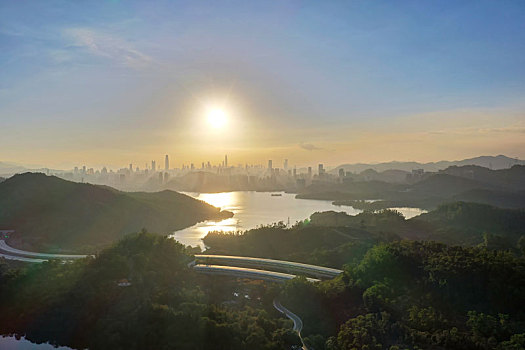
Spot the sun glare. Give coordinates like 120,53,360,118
207,108,228,129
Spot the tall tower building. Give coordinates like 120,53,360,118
318,164,324,176
152,160,156,172
284,159,288,170
165,155,169,171
225,155,228,168
268,160,273,170
129,163,133,172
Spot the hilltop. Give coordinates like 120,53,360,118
0,173,231,252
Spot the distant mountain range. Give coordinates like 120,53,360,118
300,164,525,210
332,155,524,174
0,161,29,176
0,173,231,252
0,161,64,177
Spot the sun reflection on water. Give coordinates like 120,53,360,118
169,191,366,249
197,192,238,211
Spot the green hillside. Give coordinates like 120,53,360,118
0,173,231,252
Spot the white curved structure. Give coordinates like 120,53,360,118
195,254,343,279
193,264,321,283
0,252,47,263
0,240,91,261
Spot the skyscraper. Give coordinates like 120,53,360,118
284,159,288,170
225,154,228,168
165,155,169,170
268,160,273,170
152,160,156,172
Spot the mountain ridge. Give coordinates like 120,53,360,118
331,155,524,173
0,173,231,252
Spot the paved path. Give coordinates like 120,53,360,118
273,299,308,350
0,252,47,263
195,254,343,279
194,264,320,283
0,240,90,261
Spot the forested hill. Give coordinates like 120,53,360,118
0,173,231,252
300,165,525,210
307,202,525,248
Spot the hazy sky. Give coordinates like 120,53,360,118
1,0,524,169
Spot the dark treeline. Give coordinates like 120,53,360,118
277,241,525,349
2,202,525,349
202,203,525,349
0,232,300,350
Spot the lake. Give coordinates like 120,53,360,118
169,191,426,249
0,336,73,350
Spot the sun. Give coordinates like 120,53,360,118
207,108,228,129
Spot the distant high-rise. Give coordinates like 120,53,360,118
225,155,228,168
318,164,324,176
165,155,169,170
308,167,312,177
152,160,156,172
284,159,288,170
268,160,273,170
129,163,133,172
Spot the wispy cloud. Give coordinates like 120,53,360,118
423,124,525,136
299,143,323,151
64,28,152,69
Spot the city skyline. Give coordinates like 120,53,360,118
2,1,525,168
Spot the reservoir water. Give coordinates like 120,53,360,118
169,191,426,249
0,336,73,350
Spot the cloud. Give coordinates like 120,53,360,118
479,126,525,134
299,143,323,151
64,28,152,69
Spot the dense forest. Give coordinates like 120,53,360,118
0,232,300,350
1,202,524,349
201,203,525,349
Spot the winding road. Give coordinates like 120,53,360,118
194,264,321,283
273,299,308,350
0,240,90,261
0,251,47,263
